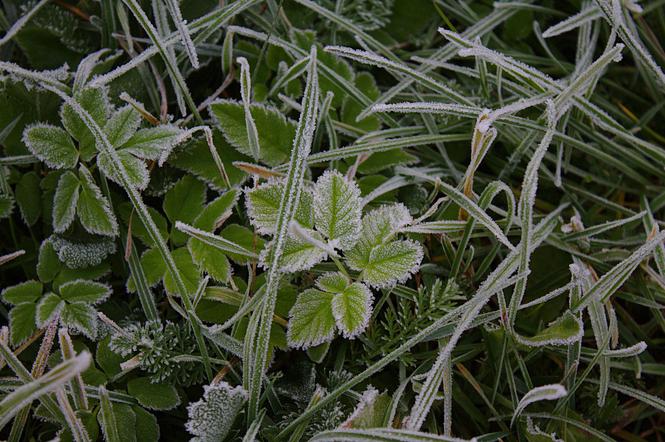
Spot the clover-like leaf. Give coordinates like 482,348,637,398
186,381,248,442
61,86,110,158
245,179,313,235
52,171,80,232
77,166,118,236
313,170,362,250
23,123,78,169
287,288,336,349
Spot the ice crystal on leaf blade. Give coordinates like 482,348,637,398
186,381,248,442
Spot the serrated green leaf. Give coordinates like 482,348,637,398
123,125,182,160
97,149,150,190
345,204,413,269
189,239,232,282
343,387,391,429
127,378,180,411
36,292,64,326
96,336,123,377
316,272,350,293
261,230,327,272
210,99,296,166
2,280,43,305
22,123,78,169
186,381,247,441
9,303,37,346
354,239,423,289
193,189,239,230
104,105,141,147
52,171,80,232
219,224,265,264
15,171,42,226
61,302,98,338
331,282,373,338
77,166,118,236
0,194,14,219
287,289,336,349
246,180,313,234
61,87,110,155
313,170,362,250
58,279,111,303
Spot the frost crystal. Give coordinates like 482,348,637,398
49,234,116,269
186,381,248,442
313,170,362,250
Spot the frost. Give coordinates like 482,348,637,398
526,417,564,442
237,57,261,161
22,123,79,169
164,0,199,68
259,229,328,273
287,288,336,349
245,179,314,235
331,281,373,338
186,381,248,442
52,171,80,233
49,234,116,269
542,5,603,38
313,170,362,250
76,166,119,237
511,384,567,426
104,105,142,147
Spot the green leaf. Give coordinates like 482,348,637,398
246,180,313,234
163,175,206,244
260,230,327,272
37,240,61,283
343,387,391,429
2,280,43,305
127,247,165,293
189,239,232,282
61,303,98,338
186,382,247,441
331,282,373,338
512,384,567,426
353,239,423,288
104,105,141,147
133,406,159,442
9,303,37,346
127,378,180,411
123,125,182,160
313,170,362,249
52,171,80,233
287,289,336,349
515,311,584,347
36,293,64,326
193,189,239,231
22,123,78,169
15,171,42,226
163,247,200,296
219,224,265,265
0,194,14,219
345,203,413,270
96,336,123,377
97,149,150,190
210,99,296,166
77,166,118,236
58,279,111,304
61,87,110,156
315,272,350,293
